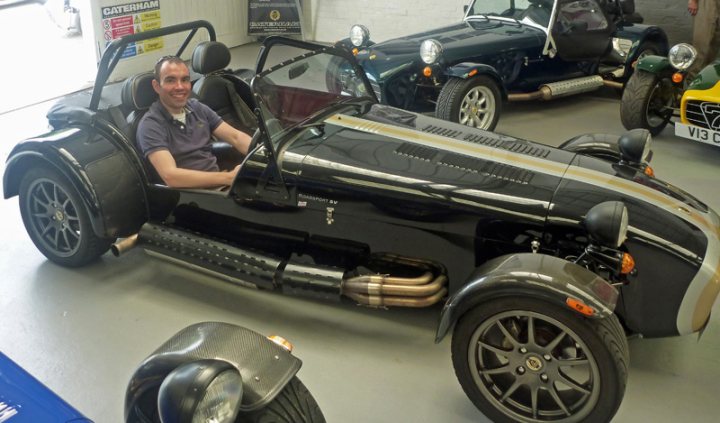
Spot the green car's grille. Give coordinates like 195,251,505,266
685,100,720,129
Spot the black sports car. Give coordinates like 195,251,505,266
3,20,719,423
343,0,667,131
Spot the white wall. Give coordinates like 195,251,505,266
306,0,693,45
85,0,257,81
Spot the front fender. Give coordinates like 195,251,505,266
445,62,507,98
633,54,675,75
619,25,669,65
124,322,301,421
435,253,618,343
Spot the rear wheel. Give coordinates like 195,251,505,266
19,166,112,267
620,69,675,135
242,376,325,423
451,297,628,423
437,76,502,131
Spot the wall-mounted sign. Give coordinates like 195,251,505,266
101,1,163,58
248,0,303,36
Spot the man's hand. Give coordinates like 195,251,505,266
689,0,698,16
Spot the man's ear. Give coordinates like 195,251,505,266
152,79,161,94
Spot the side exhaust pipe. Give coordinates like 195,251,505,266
508,75,617,102
118,222,449,308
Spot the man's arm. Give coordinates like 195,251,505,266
689,0,698,16
213,122,252,155
148,149,239,188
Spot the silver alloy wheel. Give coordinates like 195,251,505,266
25,177,82,257
468,310,601,422
459,85,495,129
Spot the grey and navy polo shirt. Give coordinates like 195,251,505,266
137,98,223,171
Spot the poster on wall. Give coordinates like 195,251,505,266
101,1,163,59
248,0,303,36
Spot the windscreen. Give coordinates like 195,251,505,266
253,49,372,145
468,0,552,28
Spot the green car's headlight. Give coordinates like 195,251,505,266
420,39,442,64
668,43,697,70
350,25,370,47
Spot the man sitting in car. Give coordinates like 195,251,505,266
137,56,252,188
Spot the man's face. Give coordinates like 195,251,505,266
152,60,191,114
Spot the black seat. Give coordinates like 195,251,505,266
119,71,162,182
120,71,157,146
191,41,257,134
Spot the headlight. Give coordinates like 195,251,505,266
668,43,697,70
158,360,242,423
420,39,443,64
584,201,629,249
618,128,652,164
349,25,369,47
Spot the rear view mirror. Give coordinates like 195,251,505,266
288,62,309,80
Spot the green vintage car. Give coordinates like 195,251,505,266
621,42,720,148
343,0,667,131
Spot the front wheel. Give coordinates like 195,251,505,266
436,76,502,131
451,297,628,423
19,166,112,267
242,376,325,423
620,70,676,135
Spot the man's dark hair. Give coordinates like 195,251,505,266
154,55,186,81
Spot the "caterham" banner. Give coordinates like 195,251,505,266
248,0,303,36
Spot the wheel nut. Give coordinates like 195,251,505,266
543,354,552,361
520,347,528,354
517,366,526,375
541,374,548,382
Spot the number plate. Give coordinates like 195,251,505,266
675,122,720,147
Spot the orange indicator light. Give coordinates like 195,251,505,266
621,253,635,274
352,48,359,56
644,166,655,177
566,298,595,317
268,335,294,352
423,66,433,77
468,69,478,77
672,73,684,84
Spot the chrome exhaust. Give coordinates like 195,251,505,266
111,234,138,257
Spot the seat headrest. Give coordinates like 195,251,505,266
121,72,157,112
191,41,231,75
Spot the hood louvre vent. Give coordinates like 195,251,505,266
422,124,463,139
395,143,440,161
463,133,551,158
439,153,534,184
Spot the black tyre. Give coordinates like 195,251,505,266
451,297,628,423
634,41,662,62
620,70,675,135
19,167,112,267
242,376,325,423
436,76,502,131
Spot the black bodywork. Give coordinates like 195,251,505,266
344,0,668,116
2,19,720,422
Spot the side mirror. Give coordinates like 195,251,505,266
463,5,468,13
288,62,310,80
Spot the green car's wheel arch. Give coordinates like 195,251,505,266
437,75,502,131
620,69,675,135
18,166,113,267
451,297,628,423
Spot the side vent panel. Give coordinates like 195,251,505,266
395,143,440,161
439,153,535,184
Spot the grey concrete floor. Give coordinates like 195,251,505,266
2,7,720,423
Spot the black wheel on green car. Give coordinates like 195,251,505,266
451,297,628,423
620,69,675,135
19,166,112,267
242,376,325,423
635,41,663,62
437,75,502,131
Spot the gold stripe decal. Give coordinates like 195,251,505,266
326,113,720,335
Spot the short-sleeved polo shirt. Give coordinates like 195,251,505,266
137,98,223,171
